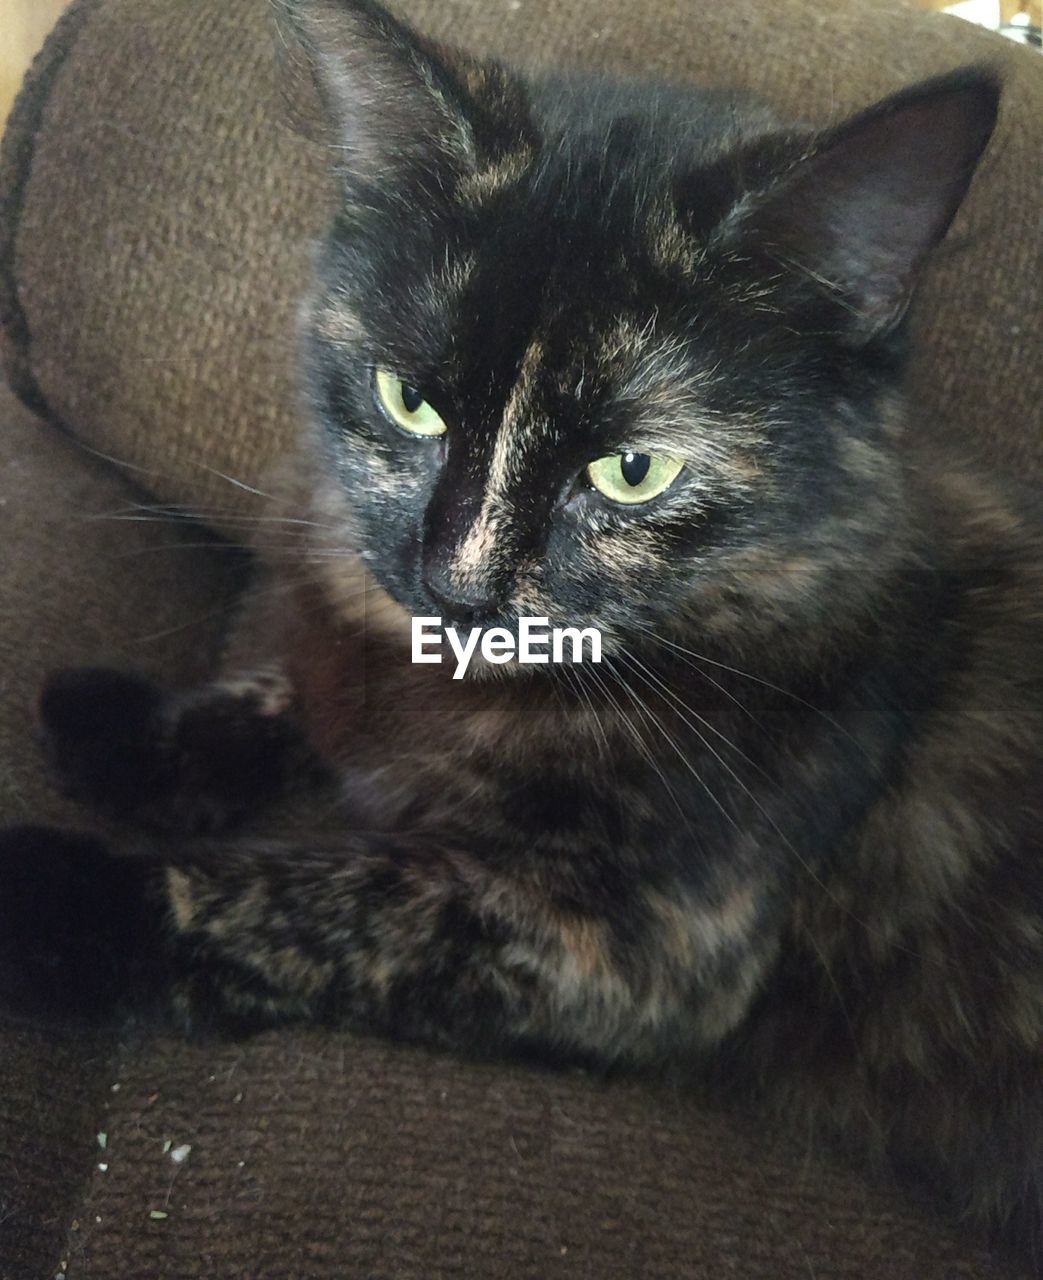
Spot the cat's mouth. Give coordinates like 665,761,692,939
325,550,610,680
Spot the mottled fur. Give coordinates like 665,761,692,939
1,0,1039,1268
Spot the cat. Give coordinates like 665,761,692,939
1,0,1040,1267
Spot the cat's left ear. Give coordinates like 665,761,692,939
280,0,528,190
732,68,1001,340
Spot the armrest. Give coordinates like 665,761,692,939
0,379,242,1274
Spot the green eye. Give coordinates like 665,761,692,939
374,368,447,437
586,451,684,504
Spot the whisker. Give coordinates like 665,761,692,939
618,646,928,967
129,571,371,645
559,664,612,763
633,622,876,768
629,619,770,734
622,647,826,861
107,541,264,560
603,653,743,838
191,463,276,501
85,509,334,531
584,661,694,832
621,646,772,783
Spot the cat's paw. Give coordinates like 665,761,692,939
39,667,300,835
0,825,158,1022
159,673,300,832
39,667,170,818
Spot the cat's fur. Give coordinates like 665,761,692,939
1,0,1039,1266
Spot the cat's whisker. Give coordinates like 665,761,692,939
558,664,613,763
616,649,879,979
125,576,297,646
618,648,930,968
124,560,372,648
191,462,277,501
128,514,328,531
627,619,769,733
62,437,170,478
619,645,849,875
82,503,338,533
55,437,284,513
619,645,774,784
128,601,254,647
583,661,695,833
621,648,835,871
106,541,257,560
632,622,877,770
599,653,744,839
103,540,355,570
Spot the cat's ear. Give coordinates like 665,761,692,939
732,68,1001,339
280,0,524,189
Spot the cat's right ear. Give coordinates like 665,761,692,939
715,68,1001,341
278,0,522,191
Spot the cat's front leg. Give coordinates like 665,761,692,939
157,832,720,1059
0,823,694,1052
0,817,765,1056
39,666,313,834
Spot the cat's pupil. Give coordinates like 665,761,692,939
401,384,424,414
621,452,651,486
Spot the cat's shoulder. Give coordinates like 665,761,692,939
910,444,1043,569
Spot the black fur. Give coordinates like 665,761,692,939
0,826,159,1022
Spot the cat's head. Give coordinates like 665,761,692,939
285,0,999,674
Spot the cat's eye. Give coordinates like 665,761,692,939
374,368,447,437
586,451,684,504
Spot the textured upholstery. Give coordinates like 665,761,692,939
0,380,240,1276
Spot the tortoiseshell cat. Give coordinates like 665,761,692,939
1,0,1039,1265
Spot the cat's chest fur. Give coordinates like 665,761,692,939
256,551,897,885
274,576,650,834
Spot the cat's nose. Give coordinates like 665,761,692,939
422,569,500,627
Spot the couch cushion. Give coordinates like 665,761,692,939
56,1029,1030,1280
0,381,242,824
0,378,241,1276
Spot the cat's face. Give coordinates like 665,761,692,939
289,0,997,672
